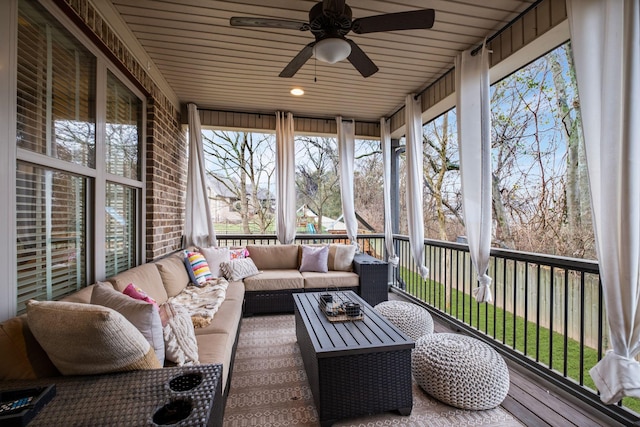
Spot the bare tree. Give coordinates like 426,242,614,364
295,136,341,232
547,44,593,257
202,130,275,233
422,111,462,240
353,140,384,232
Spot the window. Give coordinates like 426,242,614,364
17,0,96,166
395,42,589,258
105,183,137,277
16,165,87,312
202,129,276,234
296,136,339,234
15,0,144,313
106,71,141,180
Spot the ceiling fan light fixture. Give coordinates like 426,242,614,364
313,38,351,64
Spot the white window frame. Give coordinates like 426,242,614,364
0,0,146,320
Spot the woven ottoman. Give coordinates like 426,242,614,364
374,301,434,340
412,333,510,410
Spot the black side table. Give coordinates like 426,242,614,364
353,253,389,307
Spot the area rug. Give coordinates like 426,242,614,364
223,314,523,426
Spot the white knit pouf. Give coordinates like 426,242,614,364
412,333,510,410
374,301,434,340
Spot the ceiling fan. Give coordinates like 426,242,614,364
230,0,435,78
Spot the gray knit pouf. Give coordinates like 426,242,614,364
374,301,434,340
412,333,510,410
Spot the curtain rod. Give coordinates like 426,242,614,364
399,0,544,108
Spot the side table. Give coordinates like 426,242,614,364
0,364,223,426
353,253,389,306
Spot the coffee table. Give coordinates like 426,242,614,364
293,291,414,427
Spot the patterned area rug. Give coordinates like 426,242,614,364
223,314,523,426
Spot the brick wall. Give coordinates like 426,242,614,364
58,0,187,261
146,98,186,260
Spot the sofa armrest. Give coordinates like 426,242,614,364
353,253,389,307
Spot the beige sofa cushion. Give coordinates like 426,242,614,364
59,284,97,303
27,300,162,375
243,269,304,291
301,271,360,289
195,297,243,338
196,331,235,391
108,263,169,305
247,244,299,270
0,315,59,380
224,281,245,301
155,253,190,297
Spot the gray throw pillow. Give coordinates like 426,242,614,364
220,258,260,281
299,244,329,273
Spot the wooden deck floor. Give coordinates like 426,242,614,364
389,292,627,427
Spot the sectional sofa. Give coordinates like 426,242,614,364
0,242,387,425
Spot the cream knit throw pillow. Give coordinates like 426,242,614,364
26,300,162,375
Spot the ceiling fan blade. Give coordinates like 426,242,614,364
230,17,309,31
346,39,378,78
351,9,435,34
279,43,315,77
322,0,346,17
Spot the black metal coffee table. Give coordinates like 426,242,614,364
293,291,414,427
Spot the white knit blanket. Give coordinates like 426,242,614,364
168,278,229,328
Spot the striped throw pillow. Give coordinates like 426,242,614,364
184,251,213,286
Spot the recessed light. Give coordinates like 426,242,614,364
290,88,304,96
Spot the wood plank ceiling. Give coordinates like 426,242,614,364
110,0,536,122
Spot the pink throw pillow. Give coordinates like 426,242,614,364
229,248,249,260
123,283,159,310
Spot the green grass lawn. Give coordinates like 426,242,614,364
399,267,640,414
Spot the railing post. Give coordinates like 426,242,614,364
389,138,401,288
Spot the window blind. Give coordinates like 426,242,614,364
106,71,141,180
16,163,87,313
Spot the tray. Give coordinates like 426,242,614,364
319,300,364,322
0,385,56,427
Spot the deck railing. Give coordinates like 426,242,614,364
215,233,638,424
390,235,637,424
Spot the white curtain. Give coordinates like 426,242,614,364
185,103,216,248
456,42,493,303
405,94,429,279
276,111,297,244
337,116,359,250
381,117,399,267
567,0,640,404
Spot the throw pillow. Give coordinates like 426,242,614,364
199,246,230,278
329,244,357,271
0,315,59,380
220,258,260,281
229,247,249,260
91,282,165,365
299,244,329,273
184,251,214,286
122,283,159,309
26,300,162,375
159,302,199,366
